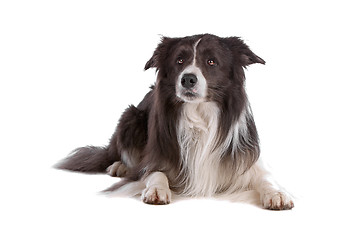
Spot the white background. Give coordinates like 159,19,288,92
1,0,359,239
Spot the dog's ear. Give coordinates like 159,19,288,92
144,37,178,71
223,37,265,67
144,56,156,70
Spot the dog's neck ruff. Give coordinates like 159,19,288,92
176,102,249,196
177,102,220,196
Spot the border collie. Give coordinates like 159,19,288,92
57,34,294,210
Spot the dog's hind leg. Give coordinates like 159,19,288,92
107,104,149,177
106,161,127,177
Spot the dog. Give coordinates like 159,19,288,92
57,34,294,210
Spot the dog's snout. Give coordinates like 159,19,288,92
181,74,198,89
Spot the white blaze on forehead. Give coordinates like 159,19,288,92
193,38,202,63
176,38,207,102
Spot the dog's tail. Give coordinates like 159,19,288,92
55,146,114,173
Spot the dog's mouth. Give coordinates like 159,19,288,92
178,89,203,102
183,90,197,97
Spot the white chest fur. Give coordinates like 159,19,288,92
177,102,237,196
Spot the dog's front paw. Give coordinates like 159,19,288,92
261,191,294,210
106,161,127,177
141,186,171,205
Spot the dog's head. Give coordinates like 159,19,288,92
145,34,265,103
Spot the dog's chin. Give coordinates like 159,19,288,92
178,91,205,103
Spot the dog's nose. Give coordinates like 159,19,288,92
181,74,198,89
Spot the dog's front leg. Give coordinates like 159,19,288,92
251,163,294,210
141,171,172,205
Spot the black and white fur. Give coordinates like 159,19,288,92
57,34,294,210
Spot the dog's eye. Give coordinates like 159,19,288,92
207,59,216,66
177,58,184,64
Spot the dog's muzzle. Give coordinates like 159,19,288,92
176,66,207,103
